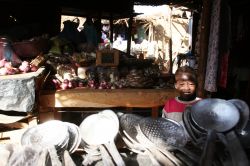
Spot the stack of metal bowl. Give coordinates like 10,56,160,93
21,120,82,155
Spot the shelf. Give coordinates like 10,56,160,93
39,88,178,120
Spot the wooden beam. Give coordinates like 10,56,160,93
109,14,114,43
168,7,173,74
39,89,178,108
127,15,133,56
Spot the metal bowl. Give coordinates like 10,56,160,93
228,99,250,132
79,110,119,146
191,98,240,132
21,120,70,154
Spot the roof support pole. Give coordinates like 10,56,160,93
109,14,114,43
127,14,133,56
126,0,134,56
168,7,173,74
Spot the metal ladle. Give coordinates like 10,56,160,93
79,110,125,166
190,98,249,166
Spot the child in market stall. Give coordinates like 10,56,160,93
162,66,201,123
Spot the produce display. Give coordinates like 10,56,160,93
0,36,47,76
0,34,174,90
45,60,170,90
41,48,175,90
0,58,38,76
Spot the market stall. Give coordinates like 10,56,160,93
0,0,250,165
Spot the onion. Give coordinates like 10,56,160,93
19,61,31,73
0,67,8,75
4,62,12,69
30,64,38,72
68,81,73,89
63,79,69,84
60,82,68,90
0,59,6,68
6,68,16,75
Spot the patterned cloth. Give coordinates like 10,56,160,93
204,0,222,92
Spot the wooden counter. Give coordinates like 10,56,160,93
39,88,178,121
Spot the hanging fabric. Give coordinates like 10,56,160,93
218,1,231,88
204,0,222,92
218,52,229,88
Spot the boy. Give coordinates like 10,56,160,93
162,66,201,122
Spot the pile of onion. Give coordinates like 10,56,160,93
0,59,38,76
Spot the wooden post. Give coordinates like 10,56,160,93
109,14,114,43
53,108,62,120
127,15,133,56
152,107,159,119
95,13,102,44
126,0,134,56
197,0,212,98
168,7,173,74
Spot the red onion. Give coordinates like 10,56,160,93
30,64,38,72
0,59,6,68
0,67,7,75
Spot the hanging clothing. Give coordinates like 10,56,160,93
218,1,231,88
218,52,229,88
204,0,221,92
194,12,202,57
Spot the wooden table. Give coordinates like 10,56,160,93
39,88,178,122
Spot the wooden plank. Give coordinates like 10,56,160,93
39,89,178,108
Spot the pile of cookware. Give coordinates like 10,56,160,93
21,120,82,156
119,113,190,166
11,98,250,166
183,98,250,166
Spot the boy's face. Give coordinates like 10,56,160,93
175,73,196,100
